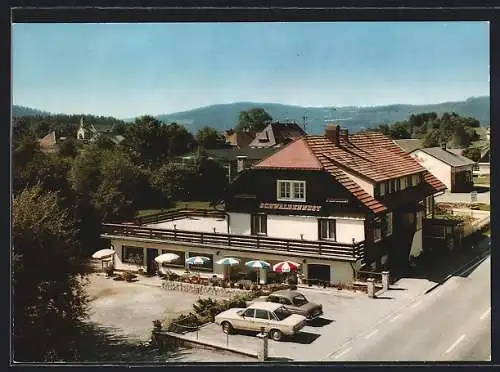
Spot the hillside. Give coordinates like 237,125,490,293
144,96,490,134
13,105,52,117
13,96,489,135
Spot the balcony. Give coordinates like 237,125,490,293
101,209,365,262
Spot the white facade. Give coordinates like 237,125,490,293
343,169,374,196
410,150,452,191
228,213,365,243
409,228,423,258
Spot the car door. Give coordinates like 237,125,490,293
279,296,297,312
253,309,271,332
238,308,255,331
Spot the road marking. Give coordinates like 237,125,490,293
389,314,401,323
480,308,491,320
333,347,352,360
364,329,379,340
445,334,466,354
410,300,421,309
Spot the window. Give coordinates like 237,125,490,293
279,297,292,305
385,212,393,237
243,308,255,318
425,196,433,217
277,180,306,202
400,177,407,190
387,181,393,194
268,296,280,304
122,246,144,265
373,217,382,243
411,174,419,187
394,179,400,192
380,182,386,196
251,214,267,235
319,218,336,241
255,309,270,320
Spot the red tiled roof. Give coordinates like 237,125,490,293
259,203,322,212
253,131,445,214
254,138,322,170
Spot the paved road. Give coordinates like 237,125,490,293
329,255,491,362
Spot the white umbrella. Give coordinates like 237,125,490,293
186,256,211,265
92,249,115,260
155,253,180,264
215,257,240,266
245,260,270,269
272,261,301,273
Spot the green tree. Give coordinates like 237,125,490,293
13,185,88,361
150,162,196,203
389,122,411,139
462,147,482,162
196,126,225,149
451,124,472,148
422,129,441,147
57,138,80,158
236,108,272,132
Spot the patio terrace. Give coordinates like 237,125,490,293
102,209,365,262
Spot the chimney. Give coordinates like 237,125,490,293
441,142,447,150
341,128,349,142
236,155,248,173
325,124,340,145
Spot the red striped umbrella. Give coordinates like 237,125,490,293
272,261,301,273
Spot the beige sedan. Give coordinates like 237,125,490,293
214,302,307,341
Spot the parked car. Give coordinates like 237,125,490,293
249,290,323,320
214,302,307,341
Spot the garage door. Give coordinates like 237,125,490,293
307,264,331,284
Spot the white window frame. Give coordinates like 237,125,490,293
411,174,419,187
251,213,267,235
416,210,423,230
373,217,382,243
378,182,386,196
400,177,407,190
385,212,393,237
318,218,336,241
277,180,306,202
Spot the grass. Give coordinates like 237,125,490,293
474,174,490,185
136,201,212,218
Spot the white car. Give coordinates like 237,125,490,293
214,302,307,341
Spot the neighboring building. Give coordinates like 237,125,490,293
224,130,255,149
38,131,58,153
76,117,99,141
204,147,281,181
101,125,446,285
409,144,475,193
249,122,306,148
393,139,424,153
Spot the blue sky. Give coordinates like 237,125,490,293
12,22,489,119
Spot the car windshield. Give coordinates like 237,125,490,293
293,294,309,306
273,306,292,321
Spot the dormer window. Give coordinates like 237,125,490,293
277,180,306,202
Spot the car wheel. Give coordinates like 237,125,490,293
270,329,283,341
221,321,233,335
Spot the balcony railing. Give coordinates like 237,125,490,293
101,223,365,262
135,208,226,225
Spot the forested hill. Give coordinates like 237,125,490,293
13,95,489,135
145,96,490,134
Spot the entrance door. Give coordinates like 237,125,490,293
307,264,331,285
146,248,158,275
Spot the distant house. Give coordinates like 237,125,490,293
203,147,281,181
409,144,475,193
38,131,58,153
249,122,306,148
223,129,255,149
76,116,124,144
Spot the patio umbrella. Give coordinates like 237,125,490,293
215,257,240,266
245,260,270,269
186,256,211,265
245,260,270,284
216,257,240,280
154,253,180,264
92,249,115,260
272,261,301,273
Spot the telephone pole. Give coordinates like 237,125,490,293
302,114,308,133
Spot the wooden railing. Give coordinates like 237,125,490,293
135,208,226,225
101,223,365,262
